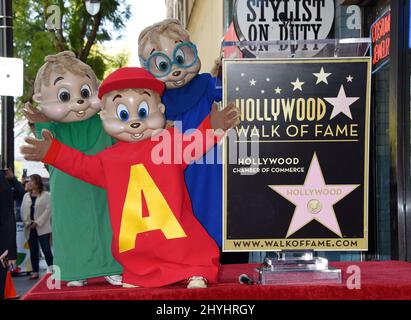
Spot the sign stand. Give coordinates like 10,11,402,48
222,38,371,285
255,251,342,285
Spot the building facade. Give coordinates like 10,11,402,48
166,0,225,73
168,0,411,262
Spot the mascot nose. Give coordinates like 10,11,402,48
77,99,84,104
172,70,181,77
130,122,141,129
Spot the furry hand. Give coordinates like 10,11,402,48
23,102,50,123
210,102,240,131
21,130,54,162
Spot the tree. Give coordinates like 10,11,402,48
13,0,131,117
102,49,130,77
88,45,130,80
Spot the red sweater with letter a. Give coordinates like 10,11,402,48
43,116,220,287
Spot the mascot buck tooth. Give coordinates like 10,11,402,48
23,51,123,287
138,19,248,263
21,67,240,288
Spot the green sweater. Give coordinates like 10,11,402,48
35,115,122,281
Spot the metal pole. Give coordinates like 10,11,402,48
0,0,14,170
389,0,408,261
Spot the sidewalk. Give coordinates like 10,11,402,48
10,256,48,299
11,271,46,299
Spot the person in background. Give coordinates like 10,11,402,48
3,168,25,202
21,174,53,280
23,180,29,191
0,168,24,299
14,170,29,222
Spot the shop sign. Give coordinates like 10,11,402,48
233,0,335,58
371,10,390,74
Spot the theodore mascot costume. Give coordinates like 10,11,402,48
23,51,122,287
22,67,240,288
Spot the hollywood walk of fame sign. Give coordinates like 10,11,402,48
222,58,371,251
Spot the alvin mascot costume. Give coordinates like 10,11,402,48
22,67,240,288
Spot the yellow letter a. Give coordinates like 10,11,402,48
119,164,187,253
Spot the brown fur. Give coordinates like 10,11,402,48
138,19,191,58
34,51,97,94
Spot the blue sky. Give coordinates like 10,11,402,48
105,0,167,66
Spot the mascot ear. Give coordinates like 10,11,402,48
158,103,166,114
99,109,107,120
89,95,103,110
33,93,42,103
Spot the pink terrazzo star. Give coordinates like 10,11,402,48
269,153,360,238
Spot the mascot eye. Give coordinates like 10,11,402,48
116,104,129,122
137,101,149,120
80,84,92,99
175,48,185,66
155,56,170,72
58,88,71,102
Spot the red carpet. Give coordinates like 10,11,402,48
22,261,411,300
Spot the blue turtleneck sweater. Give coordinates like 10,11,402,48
163,73,223,247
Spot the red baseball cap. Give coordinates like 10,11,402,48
98,67,165,99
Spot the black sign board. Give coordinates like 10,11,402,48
223,58,371,251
